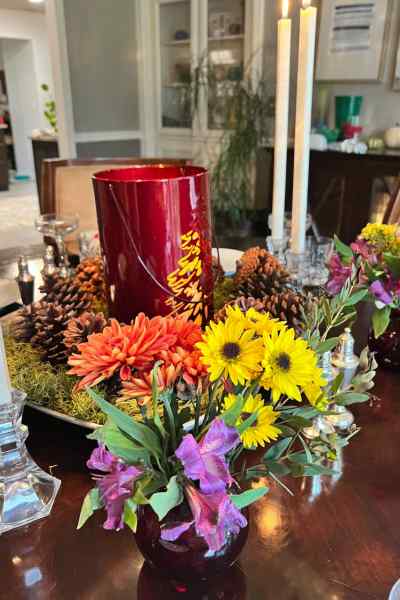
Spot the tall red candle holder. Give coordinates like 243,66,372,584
93,165,213,324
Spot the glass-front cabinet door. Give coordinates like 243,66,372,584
158,0,193,130
206,0,246,130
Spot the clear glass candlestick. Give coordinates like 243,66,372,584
35,213,79,278
0,390,61,534
266,236,289,265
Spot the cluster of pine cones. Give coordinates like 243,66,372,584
12,257,108,366
216,246,312,333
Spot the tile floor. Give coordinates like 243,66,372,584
0,178,43,262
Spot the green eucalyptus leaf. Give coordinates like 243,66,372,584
264,460,291,476
230,486,268,510
151,363,167,440
303,464,336,476
334,235,353,260
237,410,259,434
264,437,292,461
77,488,102,530
335,392,369,405
372,306,391,338
149,476,183,521
221,395,245,427
345,288,368,306
123,498,138,532
87,388,162,457
316,337,340,354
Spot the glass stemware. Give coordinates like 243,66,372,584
35,213,79,277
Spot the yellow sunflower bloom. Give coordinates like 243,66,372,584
196,317,264,385
302,366,328,411
261,327,318,403
245,307,286,337
223,393,281,448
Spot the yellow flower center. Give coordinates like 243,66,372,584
222,342,241,360
275,352,291,372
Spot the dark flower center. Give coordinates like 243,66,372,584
222,342,241,360
275,352,291,371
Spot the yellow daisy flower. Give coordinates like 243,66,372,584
245,307,286,337
261,327,318,403
302,366,328,411
223,393,281,448
196,317,264,385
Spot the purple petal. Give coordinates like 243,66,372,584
160,520,194,542
175,434,205,481
87,444,116,472
185,486,247,553
370,280,392,305
200,454,233,494
199,419,240,457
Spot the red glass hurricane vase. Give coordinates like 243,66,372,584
92,165,213,325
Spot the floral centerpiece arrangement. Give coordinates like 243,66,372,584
77,295,376,580
327,224,400,338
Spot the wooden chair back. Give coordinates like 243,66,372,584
40,157,192,234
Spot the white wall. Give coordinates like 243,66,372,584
0,9,53,176
318,0,400,137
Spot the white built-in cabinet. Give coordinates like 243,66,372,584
137,0,265,163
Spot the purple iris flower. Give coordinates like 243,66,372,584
175,419,240,494
326,254,352,295
160,485,247,552
87,444,142,531
370,280,392,306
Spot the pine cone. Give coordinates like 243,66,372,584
11,303,38,342
40,273,91,314
215,295,266,322
234,247,289,298
73,256,106,303
31,302,72,365
64,311,107,355
263,291,310,334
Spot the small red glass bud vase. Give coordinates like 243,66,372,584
135,503,249,583
368,309,400,369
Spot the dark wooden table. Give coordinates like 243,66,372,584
1,368,399,600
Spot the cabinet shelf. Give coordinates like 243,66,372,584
163,34,244,47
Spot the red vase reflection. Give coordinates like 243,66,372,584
92,165,213,325
369,309,400,369
135,504,249,583
137,561,247,599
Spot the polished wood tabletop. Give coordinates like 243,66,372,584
0,367,399,600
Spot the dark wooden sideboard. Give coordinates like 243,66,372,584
257,147,400,243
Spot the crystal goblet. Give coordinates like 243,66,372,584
35,213,79,277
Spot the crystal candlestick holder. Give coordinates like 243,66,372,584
286,251,308,289
0,390,61,534
266,236,289,264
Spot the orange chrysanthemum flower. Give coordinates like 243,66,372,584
68,313,176,390
121,347,208,405
163,316,203,350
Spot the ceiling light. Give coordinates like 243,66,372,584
29,0,45,4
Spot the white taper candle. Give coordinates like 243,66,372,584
290,0,317,254
271,0,292,240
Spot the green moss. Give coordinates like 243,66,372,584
214,277,235,311
4,336,107,425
